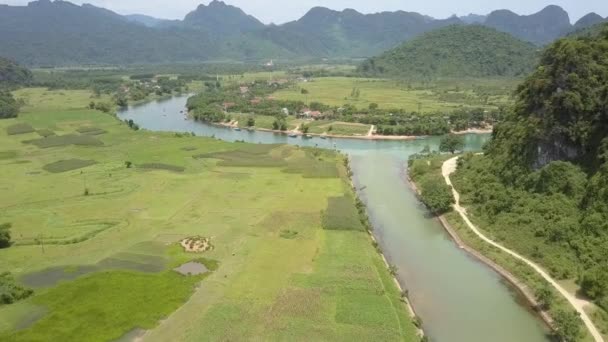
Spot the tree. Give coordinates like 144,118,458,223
420,178,454,214
439,134,464,154
115,96,128,107
301,88,309,95
535,285,554,310
369,103,379,110
88,101,95,109
125,161,132,169
246,117,255,127
0,91,19,119
553,310,582,342
0,223,12,248
301,123,309,134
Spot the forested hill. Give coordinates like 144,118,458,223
487,26,608,173
452,27,608,322
359,25,538,78
0,57,32,87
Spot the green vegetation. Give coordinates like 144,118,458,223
0,91,20,119
0,272,33,305
6,123,34,135
360,25,537,78
322,196,366,231
138,163,186,173
0,223,11,249
425,29,608,339
273,77,515,112
0,88,416,341
43,159,97,173
0,57,32,87
439,134,465,154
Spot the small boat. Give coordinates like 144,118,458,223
320,135,327,139
288,133,298,138
303,134,313,139
234,127,241,131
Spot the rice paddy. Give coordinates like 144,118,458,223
0,88,417,341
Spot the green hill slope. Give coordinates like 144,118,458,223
0,57,32,87
360,25,538,78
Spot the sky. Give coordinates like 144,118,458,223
3,0,607,23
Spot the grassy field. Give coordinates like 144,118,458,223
0,88,417,341
273,77,518,112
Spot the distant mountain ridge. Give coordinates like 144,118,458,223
0,1,604,66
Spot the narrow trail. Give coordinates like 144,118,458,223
367,125,375,137
442,157,604,342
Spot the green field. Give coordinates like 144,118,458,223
0,89,417,341
273,77,517,112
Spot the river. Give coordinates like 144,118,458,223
118,95,550,342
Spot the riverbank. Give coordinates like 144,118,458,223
406,171,554,331
345,157,424,338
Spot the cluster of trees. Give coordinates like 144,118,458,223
0,57,31,119
0,91,19,119
187,80,297,124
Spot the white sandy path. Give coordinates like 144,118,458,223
442,156,604,342
367,125,375,137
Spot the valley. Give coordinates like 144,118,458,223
1,1,608,341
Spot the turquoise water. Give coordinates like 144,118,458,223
118,96,550,342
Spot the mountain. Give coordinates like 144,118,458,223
0,0,288,65
183,0,264,35
124,14,171,27
460,14,487,24
484,5,571,45
359,25,537,78
0,1,605,66
574,13,606,30
569,22,608,38
0,56,32,87
261,7,463,57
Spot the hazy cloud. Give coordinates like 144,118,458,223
3,0,607,23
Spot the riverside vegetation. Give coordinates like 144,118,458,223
0,86,417,341
410,27,608,341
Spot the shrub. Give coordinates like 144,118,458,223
0,272,33,304
0,223,11,248
552,309,583,342
419,177,454,215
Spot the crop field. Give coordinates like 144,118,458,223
0,89,417,341
273,77,518,112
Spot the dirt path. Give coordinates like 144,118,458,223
367,125,375,137
442,157,604,342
